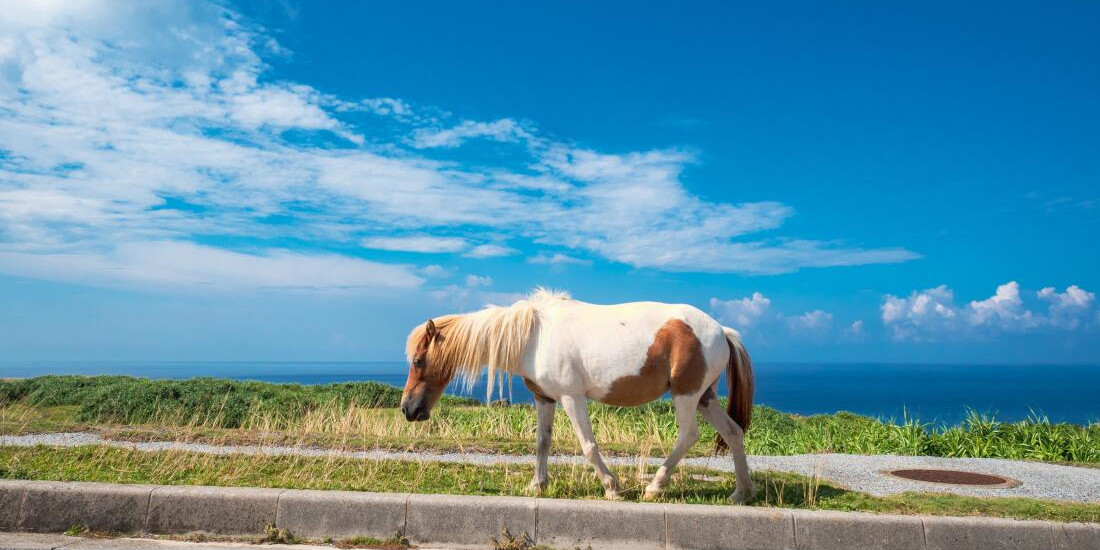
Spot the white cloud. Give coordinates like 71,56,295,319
0,0,919,296
528,252,591,266
882,281,1096,341
228,85,339,131
711,283,1097,345
786,309,834,333
845,320,867,341
967,281,1039,332
464,244,518,259
361,235,468,253
882,285,958,341
1039,285,1096,329
710,293,772,328
465,274,492,288
419,264,452,279
711,292,842,342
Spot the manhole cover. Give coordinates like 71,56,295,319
887,469,1017,486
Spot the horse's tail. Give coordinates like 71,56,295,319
717,326,754,450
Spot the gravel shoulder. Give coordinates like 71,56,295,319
3,432,1098,503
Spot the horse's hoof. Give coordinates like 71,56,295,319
729,489,752,504
604,489,622,500
526,481,546,495
642,489,661,501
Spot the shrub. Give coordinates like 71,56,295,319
0,375,476,428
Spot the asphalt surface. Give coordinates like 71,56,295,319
0,532,366,550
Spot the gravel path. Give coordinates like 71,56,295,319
3,432,1097,503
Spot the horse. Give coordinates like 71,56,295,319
399,288,755,503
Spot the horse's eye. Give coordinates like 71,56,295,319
414,357,425,368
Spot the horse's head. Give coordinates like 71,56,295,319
401,318,453,421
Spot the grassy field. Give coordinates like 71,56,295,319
1,444,1097,523
0,375,477,427
2,375,1097,524
2,375,1097,463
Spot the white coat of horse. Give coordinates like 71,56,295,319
400,288,754,502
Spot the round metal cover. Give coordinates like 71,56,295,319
888,469,1015,486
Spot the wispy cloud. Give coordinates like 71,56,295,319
0,241,422,291
410,118,532,148
463,244,518,259
528,252,591,266
1024,191,1097,214
361,235,468,254
0,0,918,294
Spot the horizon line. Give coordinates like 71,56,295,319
2,359,1098,368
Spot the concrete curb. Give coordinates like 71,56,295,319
0,480,1096,550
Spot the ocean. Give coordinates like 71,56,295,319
2,361,1097,426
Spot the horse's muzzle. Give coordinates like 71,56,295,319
401,401,430,422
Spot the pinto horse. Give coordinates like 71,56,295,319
400,288,755,503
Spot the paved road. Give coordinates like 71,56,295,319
0,532,456,550
2,432,1097,503
0,532,317,550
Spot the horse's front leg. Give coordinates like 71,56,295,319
527,394,555,494
559,394,620,499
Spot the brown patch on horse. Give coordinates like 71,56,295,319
698,385,717,407
600,319,707,406
523,378,556,404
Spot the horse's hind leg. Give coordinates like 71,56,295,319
527,394,555,494
643,394,700,500
698,389,754,503
560,394,621,499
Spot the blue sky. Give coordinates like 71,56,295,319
0,0,1097,363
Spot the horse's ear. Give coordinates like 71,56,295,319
425,319,438,339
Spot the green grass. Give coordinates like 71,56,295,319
2,375,1098,464
335,534,411,549
1,444,1096,523
63,524,88,537
747,406,1100,463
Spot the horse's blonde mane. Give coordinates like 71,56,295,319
405,287,570,401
